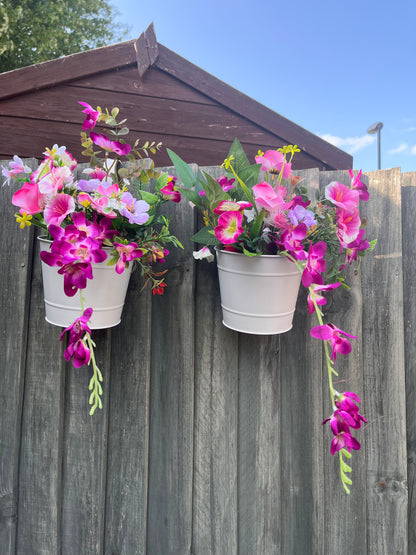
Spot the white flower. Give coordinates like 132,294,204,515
193,246,214,262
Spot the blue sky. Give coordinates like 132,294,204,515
114,0,416,172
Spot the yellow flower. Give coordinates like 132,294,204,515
15,211,32,229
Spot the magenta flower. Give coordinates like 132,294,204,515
120,192,149,224
279,223,307,260
44,193,76,226
302,241,327,287
325,181,359,212
340,229,370,268
214,211,244,244
336,208,361,246
90,132,131,156
63,337,91,368
217,175,235,192
255,150,292,179
252,182,288,211
323,409,356,435
310,323,356,362
12,181,46,215
60,307,93,343
58,262,93,296
114,242,143,274
307,282,341,314
160,176,181,203
330,431,361,455
335,391,361,413
349,169,369,201
79,101,100,131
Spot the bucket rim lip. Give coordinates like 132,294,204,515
214,247,287,260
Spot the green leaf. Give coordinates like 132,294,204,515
242,247,259,257
227,138,250,173
203,172,230,206
111,107,120,118
156,172,169,189
191,227,220,246
167,148,197,189
140,190,158,204
117,127,129,136
180,187,204,208
249,209,265,240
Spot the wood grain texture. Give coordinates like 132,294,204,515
192,167,239,555
103,271,152,555
400,172,416,554
16,234,65,555
279,168,325,555
362,168,408,554
0,160,36,555
145,167,196,554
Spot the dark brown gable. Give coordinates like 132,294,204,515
0,23,352,171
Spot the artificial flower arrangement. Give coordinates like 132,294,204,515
3,101,182,414
168,140,376,493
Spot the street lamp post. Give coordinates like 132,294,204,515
367,122,383,170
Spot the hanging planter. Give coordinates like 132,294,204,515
216,248,301,334
38,237,132,329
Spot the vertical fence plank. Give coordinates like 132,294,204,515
192,166,238,555
362,168,408,554
0,161,36,554
279,168,325,555
146,167,195,554
237,334,282,554
104,273,152,555
16,235,66,555
401,172,416,554
317,171,368,554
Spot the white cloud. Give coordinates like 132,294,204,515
319,133,376,154
388,143,408,155
410,145,416,155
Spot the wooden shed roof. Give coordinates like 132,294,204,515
0,23,352,170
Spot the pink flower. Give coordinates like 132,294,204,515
38,165,73,195
255,150,292,179
349,169,369,201
279,223,307,260
252,182,288,211
113,242,143,274
44,193,76,226
2,155,32,185
217,175,235,192
214,211,244,244
90,132,131,156
213,200,252,214
79,101,100,131
325,181,359,212
307,282,341,314
302,241,327,287
160,176,181,203
336,208,361,246
310,323,356,362
12,181,46,215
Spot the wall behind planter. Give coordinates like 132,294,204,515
0,164,412,555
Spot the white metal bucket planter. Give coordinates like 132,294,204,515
215,249,301,335
38,237,132,329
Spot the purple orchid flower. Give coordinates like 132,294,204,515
302,241,327,287
113,242,144,274
279,223,307,260
310,323,357,362
90,132,131,156
78,101,100,131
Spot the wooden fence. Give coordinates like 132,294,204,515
0,162,413,554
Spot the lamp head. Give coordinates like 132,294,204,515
367,122,383,134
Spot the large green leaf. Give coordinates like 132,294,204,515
191,227,220,246
203,172,230,206
167,148,197,189
227,138,250,174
